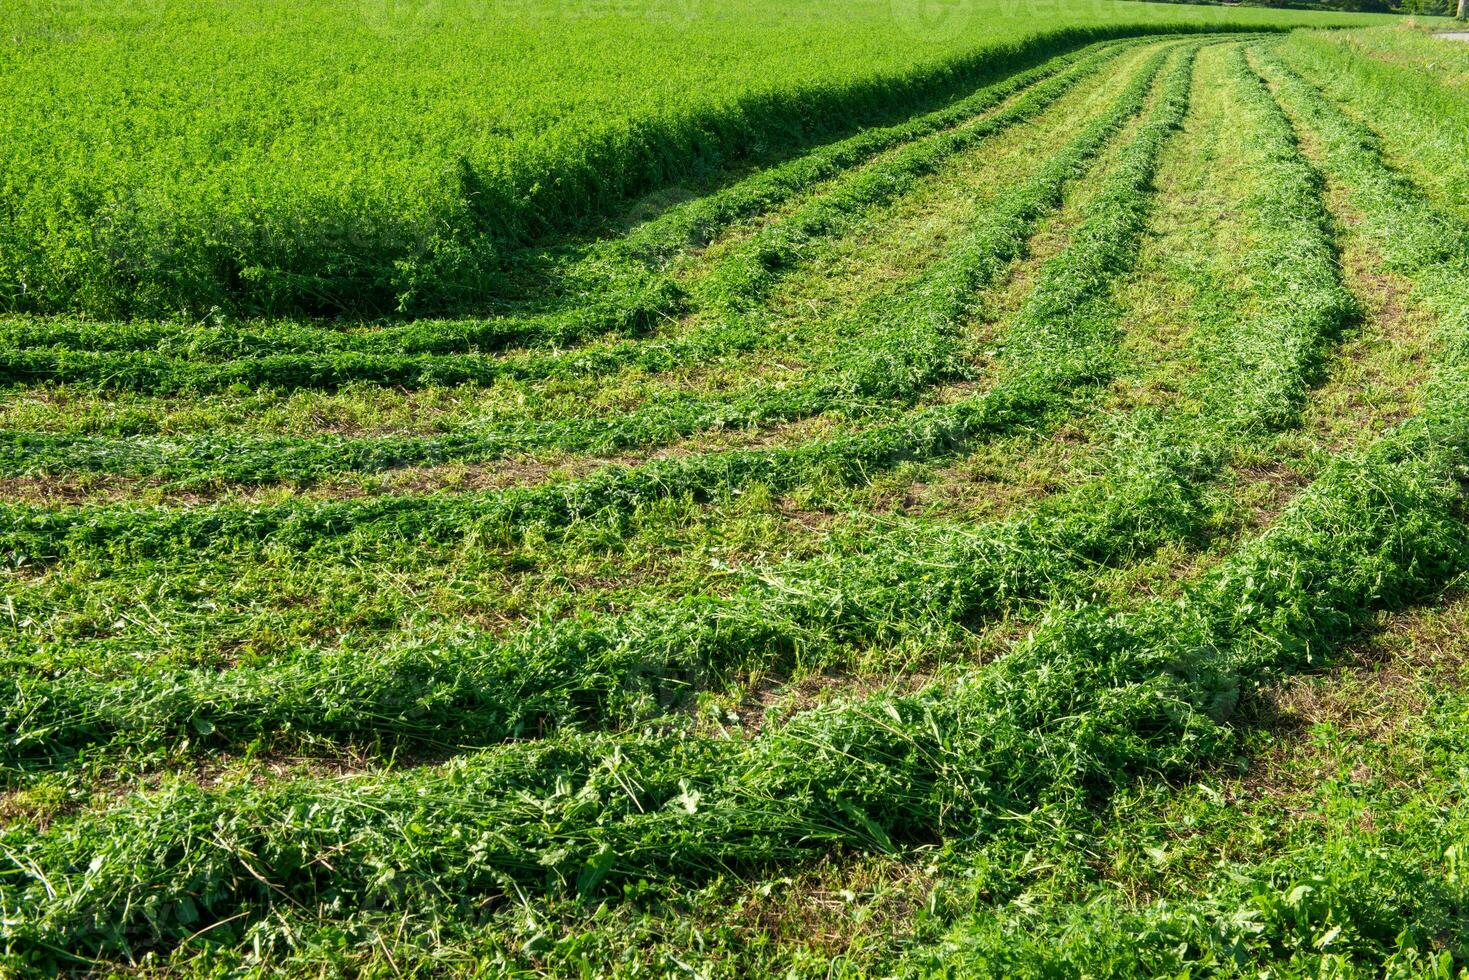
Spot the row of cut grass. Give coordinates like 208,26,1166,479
7,327,1464,959
1274,27,1469,226
5,40,1375,782
0,427,1224,774
1197,46,1357,434
1,43,1208,773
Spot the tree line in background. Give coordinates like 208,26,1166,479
1142,0,1453,15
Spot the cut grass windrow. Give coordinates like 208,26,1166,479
688,41,1135,315
0,42,1136,396
608,39,1147,270
0,430,1224,773
0,43,1205,771
1202,46,1357,434
1250,44,1469,475
1271,29,1469,228
4,40,1376,779
1252,44,1469,358
0,45,1188,512
5,358,1465,959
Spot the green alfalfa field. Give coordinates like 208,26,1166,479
4,0,1469,973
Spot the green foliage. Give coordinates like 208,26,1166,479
6,367,1465,961
0,0,1386,318
0,46,1171,502
5,21,1469,977
1276,26,1469,221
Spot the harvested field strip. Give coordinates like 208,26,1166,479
0,45,1200,560
0,42,1176,500
1272,28,1469,227
3,39,1400,787
9,25,1469,974
6,403,1465,957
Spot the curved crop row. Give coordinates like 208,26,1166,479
0,274,686,368
5,371,1464,958
1270,29,1469,228
1251,47,1469,291
1250,46,1469,452
0,430,1223,773
611,40,1152,270
687,42,1132,314
1202,46,1357,433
